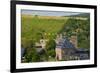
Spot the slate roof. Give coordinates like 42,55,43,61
21,48,25,57
75,48,89,54
56,37,75,49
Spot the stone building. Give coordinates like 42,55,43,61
55,34,77,60
70,36,78,48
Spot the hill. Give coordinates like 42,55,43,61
70,13,90,17
21,14,90,49
21,15,68,42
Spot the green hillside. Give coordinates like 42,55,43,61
21,15,90,49
21,15,67,43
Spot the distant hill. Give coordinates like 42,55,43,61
63,13,90,18
70,13,90,17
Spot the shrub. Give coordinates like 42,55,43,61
24,48,40,62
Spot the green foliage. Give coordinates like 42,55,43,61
46,39,56,57
24,48,40,62
46,39,56,50
39,50,49,61
63,18,90,49
21,38,34,49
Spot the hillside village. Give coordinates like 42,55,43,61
36,34,89,60
21,13,90,62
21,33,89,62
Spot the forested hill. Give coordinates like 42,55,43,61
70,13,90,17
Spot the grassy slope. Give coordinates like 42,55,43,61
21,15,90,49
21,15,67,39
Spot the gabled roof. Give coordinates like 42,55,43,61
56,37,75,49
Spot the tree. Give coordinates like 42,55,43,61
21,38,34,49
24,48,40,62
59,18,90,49
45,39,56,58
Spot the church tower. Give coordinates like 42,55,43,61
70,35,78,48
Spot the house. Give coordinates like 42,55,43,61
35,39,48,54
55,34,77,60
74,48,90,60
55,34,89,61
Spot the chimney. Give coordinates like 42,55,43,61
70,35,77,48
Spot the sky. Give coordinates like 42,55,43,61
21,9,83,16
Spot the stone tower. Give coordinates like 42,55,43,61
55,34,63,60
70,35,77,48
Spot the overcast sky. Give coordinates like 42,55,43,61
21,10,84,16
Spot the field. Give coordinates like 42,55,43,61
21,15,68,42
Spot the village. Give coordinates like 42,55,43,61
21,11,90,62
21,33,89,62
